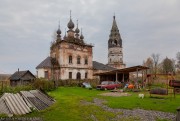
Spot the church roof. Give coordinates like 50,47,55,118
36,57,52,69
93,61,115,70
108,16,122,48
112,16,118,30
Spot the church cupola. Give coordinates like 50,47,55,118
67,11,75,37
56,21,61,41
75,20,80,39
108,15,122,48
67,11,74,30
80,28,84,39
80,28,84,43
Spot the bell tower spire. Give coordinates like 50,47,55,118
107,15,125,69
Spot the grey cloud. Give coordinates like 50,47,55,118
0,0,180,74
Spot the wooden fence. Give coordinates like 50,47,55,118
0,80,9,92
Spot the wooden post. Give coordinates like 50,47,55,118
142,70,144,88
136,68,139,89
116,72,118,83
176,107,180,121
123,73,124,83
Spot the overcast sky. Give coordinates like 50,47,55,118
0,0,180,74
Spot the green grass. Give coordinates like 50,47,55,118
102,91,180,113
25,87,117,121
3,87,180,120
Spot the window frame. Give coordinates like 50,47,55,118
77,56,81,64
69,55,73,64
69,72,72,79
84,57,88,65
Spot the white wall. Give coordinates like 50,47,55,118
37,68,45,78
60,68,93,80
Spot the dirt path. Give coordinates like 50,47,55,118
81,98,176,121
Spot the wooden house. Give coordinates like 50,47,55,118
9,70,36,86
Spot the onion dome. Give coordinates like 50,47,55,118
75,20,80,39
67,11,74,30
56,22,61,40
75,20,80,33
75,27,80,33
80,28,84,40
57,28,61,35
80,34,84,40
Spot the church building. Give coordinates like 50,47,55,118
36,14,126,80
36,13,94,80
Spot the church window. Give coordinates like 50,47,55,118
69,72,72,79
44,71,48,79
85,57,88,65
77,56,81,64
114,40,117,45
69,55,72,64
76,72,81,79
85,72,88,79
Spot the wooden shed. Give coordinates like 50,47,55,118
9,70,36,86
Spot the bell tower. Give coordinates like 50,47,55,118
107,16,125,69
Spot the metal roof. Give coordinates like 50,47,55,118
0,90,55,116
20,90,55,111
0,93,11,116
94,65,149,75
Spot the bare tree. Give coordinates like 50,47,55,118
151,53,160,77
143,57,153,74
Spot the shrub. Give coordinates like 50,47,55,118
33,78,55,91
0,85,33,94
56,79,100,88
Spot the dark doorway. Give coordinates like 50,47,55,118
76,72,81,79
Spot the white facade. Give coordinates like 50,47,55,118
50,41,93,80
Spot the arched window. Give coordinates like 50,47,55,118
69,72,72,79
77,56,81,64
85,57,88,65
114,40,117,45
69,55,72,64
85,72,88,79
76,72,81,79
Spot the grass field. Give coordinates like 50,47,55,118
20,87,180,121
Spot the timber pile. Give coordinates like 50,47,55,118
0,90,55,116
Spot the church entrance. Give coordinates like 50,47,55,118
76,72,81,80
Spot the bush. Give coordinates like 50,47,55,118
56,79,100,88
0,85,33,94
33,78,55,91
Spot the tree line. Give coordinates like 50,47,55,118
143,52,180,75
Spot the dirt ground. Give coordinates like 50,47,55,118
99,92,131,97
